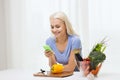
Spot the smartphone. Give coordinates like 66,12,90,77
43,45,52,51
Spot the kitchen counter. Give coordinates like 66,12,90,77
0,69,119,80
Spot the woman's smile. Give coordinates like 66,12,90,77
50,18,67,38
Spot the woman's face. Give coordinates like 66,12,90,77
50,18,67,38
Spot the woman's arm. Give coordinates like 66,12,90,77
63,49,81,72
44,51,57,67
48,53,57,67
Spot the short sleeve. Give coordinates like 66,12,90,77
45,37,53,47
72,36,82,50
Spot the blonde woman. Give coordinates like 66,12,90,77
44,12,82,72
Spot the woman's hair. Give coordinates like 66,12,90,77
50,12,77,35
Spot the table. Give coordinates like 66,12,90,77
0,69,120,80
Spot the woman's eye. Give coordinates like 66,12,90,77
51,26,54,29
56,25,60,28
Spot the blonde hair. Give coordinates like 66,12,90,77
50,12,77,35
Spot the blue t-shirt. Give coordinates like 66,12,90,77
46,35,82,65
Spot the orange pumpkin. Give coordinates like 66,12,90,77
51,63,64,74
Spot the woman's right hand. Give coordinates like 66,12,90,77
44,51,53,58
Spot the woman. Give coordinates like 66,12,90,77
44,12,82,72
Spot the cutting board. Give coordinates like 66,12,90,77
33,71,73,78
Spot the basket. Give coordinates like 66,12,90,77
80,60,102,76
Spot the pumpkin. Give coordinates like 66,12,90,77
51,63,64,74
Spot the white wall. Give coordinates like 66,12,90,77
3,0,24,69
0,0,7,70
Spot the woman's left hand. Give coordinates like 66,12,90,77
80,60,90,76
84,66,90,76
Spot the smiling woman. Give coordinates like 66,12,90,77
44,12,82,73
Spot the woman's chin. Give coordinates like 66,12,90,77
55,36,59,38
54,35,60,38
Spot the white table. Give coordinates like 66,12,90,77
0,69,120,80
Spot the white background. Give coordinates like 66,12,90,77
0,0,120,74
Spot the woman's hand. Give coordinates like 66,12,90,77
84,66,90,76
82,62,102,77
44,51,53,58
80,60,90,76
